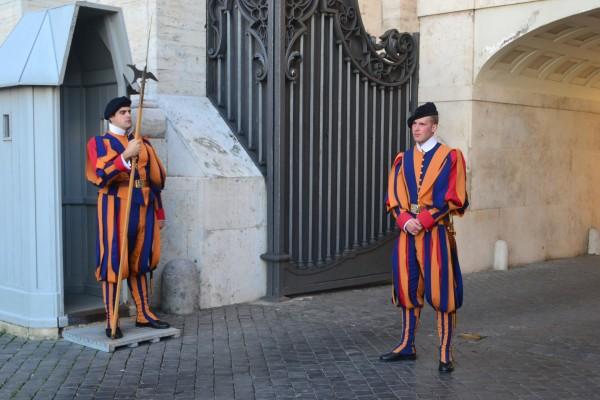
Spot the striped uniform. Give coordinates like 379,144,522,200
386,142,468,363
86,131,166,326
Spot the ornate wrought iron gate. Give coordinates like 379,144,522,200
207,0,418,296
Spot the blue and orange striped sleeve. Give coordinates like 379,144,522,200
387,152,413,230
144,139,167,190
144,139,167,221
386,152,403,218
86,137,130,188
416,149,468,230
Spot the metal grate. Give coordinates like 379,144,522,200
207,0,418,296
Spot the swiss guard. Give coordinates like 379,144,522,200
381,102,468,373
85,96,170,338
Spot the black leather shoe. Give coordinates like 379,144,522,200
438,361,454,373
105,327,123,339
379,352,417,362
136,320,170,329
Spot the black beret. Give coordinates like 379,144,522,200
104,96,131,120
407,102,438,127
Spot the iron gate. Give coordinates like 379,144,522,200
207,0,418,296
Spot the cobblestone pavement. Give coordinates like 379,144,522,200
1,256,600,399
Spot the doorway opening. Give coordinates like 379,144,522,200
61,8,119,322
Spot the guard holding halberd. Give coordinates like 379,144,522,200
85,96,169,338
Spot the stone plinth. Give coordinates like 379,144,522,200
62,317,180,352
589,228,600,256
494,240,508,271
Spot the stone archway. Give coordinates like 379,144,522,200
417,1,600,272
467,7,600,269
477,7,600,102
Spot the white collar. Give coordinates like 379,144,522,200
416,136,438,153
108,123,131,136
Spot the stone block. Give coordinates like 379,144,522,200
0,2,20,44
201,176,267,231
589,228,600,256
476,0,537,8
494,240,508,271
157,95,260,178
433,101,472,153
419,11,474,92
382,0,418,32
199,225,267,309
132,107,167,138
165,130,200,177
358,0,383,35
130,96,159,109
418,0,475,18
160,259,199,315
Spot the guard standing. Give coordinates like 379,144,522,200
86,96,170,338
381,102,468,372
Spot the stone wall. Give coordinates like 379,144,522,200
357,0,383,35
0,1,21,44
358,0,418,36
156,1,205,96
418,0,600,272
454,100,600,270
383,0,418,32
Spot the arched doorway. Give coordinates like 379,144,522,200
471,7,600,266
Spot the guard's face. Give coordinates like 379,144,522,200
411,116,437,144
110,106,132,130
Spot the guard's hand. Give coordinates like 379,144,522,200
123,139,141,160
158,220,166,230
405,219,423,235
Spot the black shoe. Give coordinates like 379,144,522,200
105,327,123,339
438,361,454,373
135,319,170,329
379,352,417,362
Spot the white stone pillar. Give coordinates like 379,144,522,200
589,228,600,256
493,240,508,271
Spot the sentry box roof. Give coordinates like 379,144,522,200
0,1,131,88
